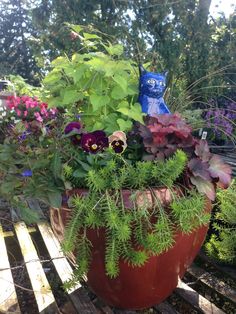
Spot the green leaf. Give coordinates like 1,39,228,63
47,97,62,108
111,86,128,100
61,90,81,105
127,84,138,95
113,74,127,92
83,32,100,40
117,103,144,123
92,121,104,131
68,24,83,34
117,118,133,131
90,94,110,111
51,56,68,67
103,113,119,133
47,191,62,208
73,169,87,178
103,44,124,56
43,72,61,84
73,64,87,83
52,151,62,180
76,160,91,171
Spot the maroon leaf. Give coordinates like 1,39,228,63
190,176,215,201
188,158,211,181
195,140,211,162
208,155,232,188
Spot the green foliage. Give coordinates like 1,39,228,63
12,198,41,224
43,27,143,133
152,150,187,187
86,150,188,192
0,0,40,84
7,75,42,97
63,149,208,281
205,181,236,264
171,191,210,233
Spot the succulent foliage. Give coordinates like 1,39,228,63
63,150,210,283
205,181,236,264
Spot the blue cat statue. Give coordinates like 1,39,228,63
138,65,171,116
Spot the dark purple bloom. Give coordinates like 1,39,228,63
21,169,32,177
81,130,108,154
64,121,81,134
110,140,126,153
64,121,82,145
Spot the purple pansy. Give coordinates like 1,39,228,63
21,170,32,177
81,130,109,154
64,121,82,145
110,140,126,153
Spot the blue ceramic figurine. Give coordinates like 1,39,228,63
138,65,171,116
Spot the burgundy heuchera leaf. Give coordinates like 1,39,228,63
188,158,211,181
208,155,232,188
190,176,216,201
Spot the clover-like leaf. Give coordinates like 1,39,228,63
190,176,215,201
208,155,232,188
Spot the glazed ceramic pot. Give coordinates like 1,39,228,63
50,188,211,310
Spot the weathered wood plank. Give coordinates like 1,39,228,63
198,251,236,281
187,264,236,304
154,300,180,313
0,224,20,314
38,222,99,314
14,222,57,313
37,222,81,293
175,279,225,314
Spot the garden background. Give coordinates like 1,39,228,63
0,0,236,143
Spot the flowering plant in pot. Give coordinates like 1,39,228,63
0,27,232,310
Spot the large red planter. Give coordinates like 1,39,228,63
50,188,211,310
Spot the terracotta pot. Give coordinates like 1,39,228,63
50,188,211,310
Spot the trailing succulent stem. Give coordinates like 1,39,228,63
63,150,210,285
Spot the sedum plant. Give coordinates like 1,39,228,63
205,181,236,264
62,150,210,283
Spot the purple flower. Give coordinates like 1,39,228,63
64,121,81,134
18,130,31,141
81,130,109,154
64,121,82,145
110,140,126,153
21,170,32,177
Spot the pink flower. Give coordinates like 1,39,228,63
34,112,43,122
40,105,48,116
23,110,28,117
49,108,57,115
21,96,31,103
16,109,22,117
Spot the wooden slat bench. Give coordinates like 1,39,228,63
0,220,235,314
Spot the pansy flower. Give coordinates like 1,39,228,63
64,121,82,145
108,131,127,153
81,130,109,154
